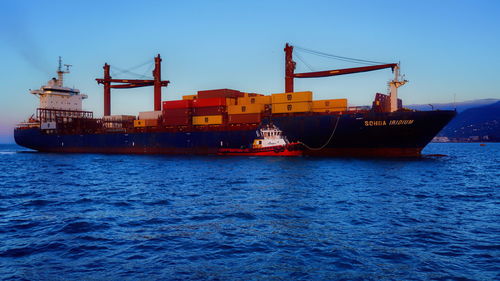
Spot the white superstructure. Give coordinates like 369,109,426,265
253,124,288,148
30,57,87,111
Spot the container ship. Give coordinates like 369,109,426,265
14,44,456,157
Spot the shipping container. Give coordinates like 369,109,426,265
182,95,197,100
138,111,162,120
103,115,136,121
163,116,191,126
192,97,227,108
197,89,244,99
237,96,272,105
228,113,261,124
134,119,158,127
226,98,237,106
192,106,226,116
163,108,191,117
272,102,312,113
271,91,313,104
162,100,192,110
227,104,265,115
244,93,264,97
312,99,348,111
192,115,224,125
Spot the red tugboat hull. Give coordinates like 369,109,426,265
218,143,302,156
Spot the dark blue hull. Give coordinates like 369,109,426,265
14,110,456,157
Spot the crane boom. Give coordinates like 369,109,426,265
284,43,406,112
293,63,397,78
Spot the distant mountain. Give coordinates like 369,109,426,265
437,101,500,142
407,98,499,112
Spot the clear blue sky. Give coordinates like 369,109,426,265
1,0,499,142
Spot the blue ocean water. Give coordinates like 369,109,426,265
0,143,498,280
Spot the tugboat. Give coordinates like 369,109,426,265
218,124,303,156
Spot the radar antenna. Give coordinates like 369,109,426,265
56,56,71,87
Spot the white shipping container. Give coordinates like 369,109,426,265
138,111,162,120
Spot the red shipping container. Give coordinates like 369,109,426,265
162,100,192,110
192,106,226,116
228,113,261,124
197,89,244,99
163,116,191,126
192,97,227,108
163,108,191,117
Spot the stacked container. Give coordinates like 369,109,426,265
227,97,268,124
162,100,192,126
192,97,227,125
103,115,135,129
312,99,348,112
271,91,313,114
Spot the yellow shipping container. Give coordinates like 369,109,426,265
134,119,158,127
237,96,272,105
272,102,312,114
182,95,197,100
272,91,312,104
228,104,265,115
192,115,224,125
312,99,348,111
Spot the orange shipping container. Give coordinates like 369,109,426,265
226,98,237,106
182,95,197,100
134,119,158,127
192,115,224,125
272,91,312,104
272,102,312,114
312,99,347,111
227,104,264,115
237,96,272,105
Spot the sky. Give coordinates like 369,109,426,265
1,0,499,143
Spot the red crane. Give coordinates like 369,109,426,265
96,55,169,116
285,43,398,92
284,43,405,112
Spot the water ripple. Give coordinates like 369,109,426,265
0,143,498,280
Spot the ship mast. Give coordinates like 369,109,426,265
389,64,408,112
57,56,72,87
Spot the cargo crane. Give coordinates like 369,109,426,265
285,43,407,112
96,54,169,116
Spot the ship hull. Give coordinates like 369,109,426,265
14,110,456,157
270,110,456,157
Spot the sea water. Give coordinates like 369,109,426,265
0,143,498,280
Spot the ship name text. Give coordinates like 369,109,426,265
364,120,414,126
